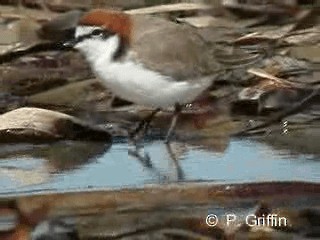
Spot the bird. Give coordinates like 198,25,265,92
65,9,221,143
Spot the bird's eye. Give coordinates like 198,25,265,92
91,29,104,36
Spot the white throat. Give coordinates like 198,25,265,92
74,26,120,63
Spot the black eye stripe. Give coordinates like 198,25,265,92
76,28,115,43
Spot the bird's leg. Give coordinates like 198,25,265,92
165,103,182,144
166,143,185,181
129,108,161,140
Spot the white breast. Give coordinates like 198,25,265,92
77,33,213,108
96,58,211,108
96,63,213,108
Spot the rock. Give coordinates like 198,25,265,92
38,10,84,41
0,107,111,143
27,78,114,114
0,52,91,96
289,46,320,63
0,18,40,46
0,66,68,96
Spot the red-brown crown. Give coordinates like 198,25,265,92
79,9,132,45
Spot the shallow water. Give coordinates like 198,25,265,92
0,137,319,195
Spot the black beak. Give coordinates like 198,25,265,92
63,38,79,48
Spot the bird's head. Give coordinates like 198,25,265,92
66,9,132,61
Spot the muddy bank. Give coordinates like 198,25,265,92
0,181,319,239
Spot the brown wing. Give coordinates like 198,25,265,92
131,15,220,81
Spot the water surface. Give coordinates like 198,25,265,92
0,137,319,195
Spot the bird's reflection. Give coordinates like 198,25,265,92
165,143,185,181
128,142,186,182
126,103,236,183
